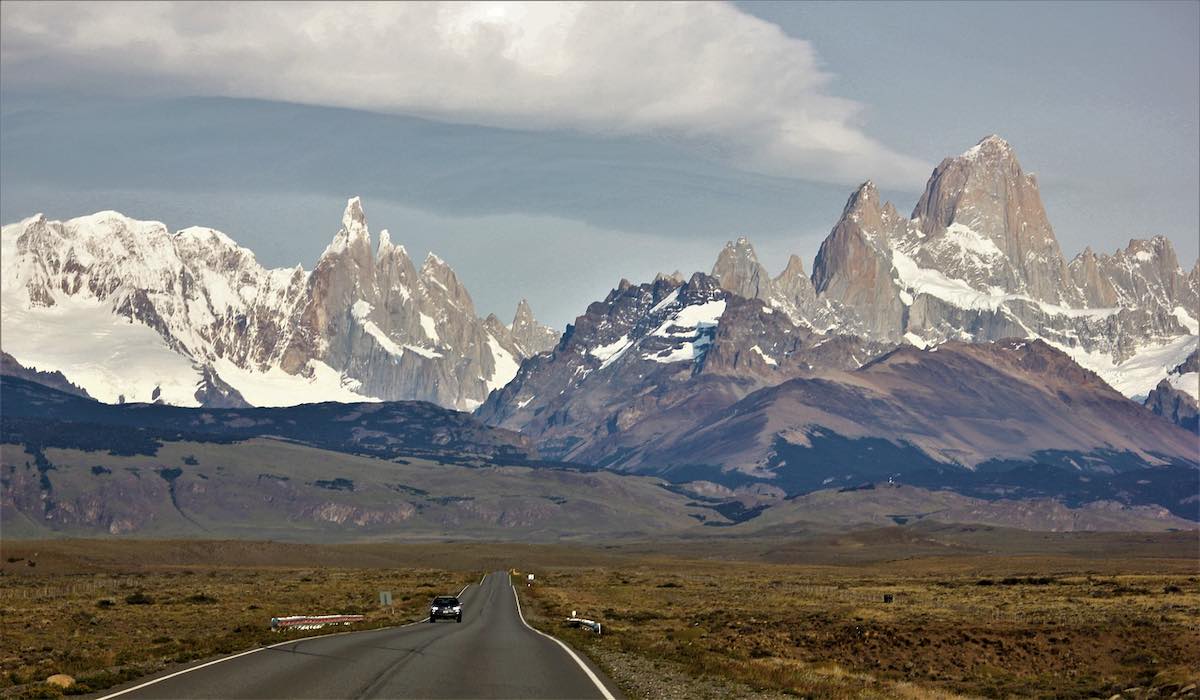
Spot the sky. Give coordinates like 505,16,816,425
1,1,1196,328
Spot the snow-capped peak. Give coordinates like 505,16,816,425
377,228,393,258
1,198,551,412
14,212,47,228
961,134,1012,161
175,226,244,253
321,197,374,259
342,196,368,235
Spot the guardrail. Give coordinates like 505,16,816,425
270,614,365,631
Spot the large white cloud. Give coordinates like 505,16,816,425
0,1,927,187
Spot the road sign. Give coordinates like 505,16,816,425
379,591,392,606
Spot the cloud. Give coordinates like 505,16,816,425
0,1,928,188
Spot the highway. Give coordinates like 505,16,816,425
96,572,620,699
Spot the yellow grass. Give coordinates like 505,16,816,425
515,557,1200,699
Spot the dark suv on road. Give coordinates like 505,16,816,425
429,595,462,622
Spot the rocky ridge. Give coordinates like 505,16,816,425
477,270,889,464
1144,350,1199,432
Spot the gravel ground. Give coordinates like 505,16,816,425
588,644,792,700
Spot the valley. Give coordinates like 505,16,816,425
1,537,1197,699
3,370,1195,540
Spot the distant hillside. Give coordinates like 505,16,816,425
0,438,719,540
3,374,1193,540
0,375,537,466
3,437,1192,541
647,339,1198,483
741,483,1193,534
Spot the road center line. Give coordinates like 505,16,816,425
510,580,617,700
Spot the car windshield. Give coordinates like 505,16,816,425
433,597,459,606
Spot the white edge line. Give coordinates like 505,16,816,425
96,580,481,700
94,645,268,700
510,580,617,700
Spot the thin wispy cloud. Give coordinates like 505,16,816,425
0,1,927,188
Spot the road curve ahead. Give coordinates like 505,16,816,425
98,572,620,700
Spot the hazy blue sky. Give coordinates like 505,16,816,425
1,1,1196,328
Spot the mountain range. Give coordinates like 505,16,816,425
476,137,1197,507
1,198,557,410
3,137,1194,413
1,135,1197,529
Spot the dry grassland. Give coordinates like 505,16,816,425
1,534,1197,699
515,553,1199,699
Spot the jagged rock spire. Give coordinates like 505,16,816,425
510,298,559,355
342,196,368,236
810,182,907,339
711,236,771,300
774,254,816,308
911,135,1078,304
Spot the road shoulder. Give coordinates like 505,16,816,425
511,576,625,700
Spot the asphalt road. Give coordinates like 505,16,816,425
98,572,619,700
